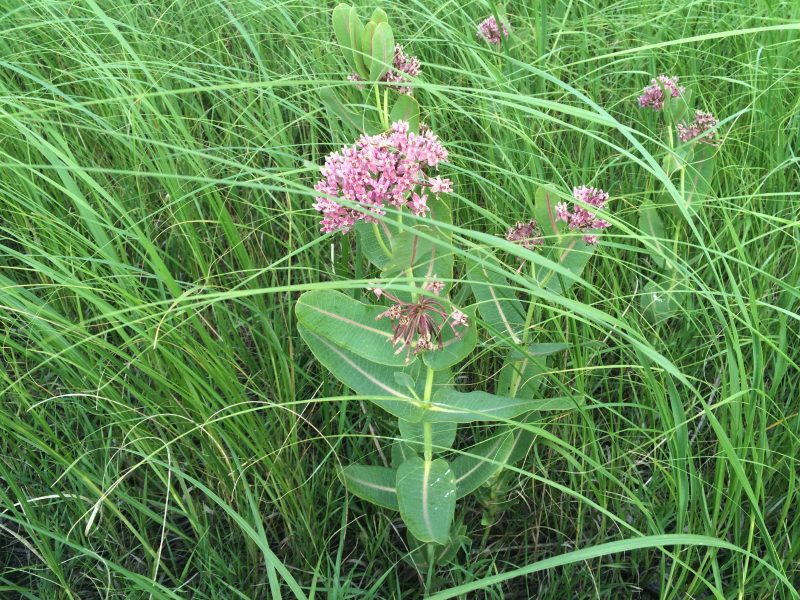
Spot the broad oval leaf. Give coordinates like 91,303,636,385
348,7,368,79
382,224,454,285
340,464,398,510
537,235,595,293
497,354,546,398
396,456,456,544
318,88,363,135
638,200,667,268
360,21,376,72
468,260,526,345
389,95,420,132
533,185,565,243
391,440,418,467
452,431,515,498
297,324,424,421
426,389,582,423
422,310,477,371
296,289,407,366
641,272,687,323
371,7,388,24
355,218,398,269
399,418,457,454
683,143,715,215
369,22,394,82
332,4,358,74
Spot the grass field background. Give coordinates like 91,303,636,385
1,0,799,597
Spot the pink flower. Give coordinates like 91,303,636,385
423,278,445,295
477,16,511,46
372,289,468,362
555,186,612,245
505,219,544,251
450,310,468,327
677,110,719,145
313,121,452,233
429,176,452,195
638,75,684,111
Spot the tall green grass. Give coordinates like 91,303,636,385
0,0,798,597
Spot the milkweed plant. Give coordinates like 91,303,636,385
295,6,721,566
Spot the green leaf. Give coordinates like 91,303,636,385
348,7,368,79
399,418,458,454
498,343,568,403
296,289,407,367
663,88,693,125
422,309,477,371
393,371,417,393
360,21,376,72
297,324,424,421
538,235,595,293
371,7,388,24
427,389,582,423
332,4,358,74
317,88,363,134
468,260,526,344
406,522,468,568
533,185,565,243
638,200,667,268
452,431,516,498
396,456,456,544
391,440,418,467
497,355,546,398
641,271,686,323
382,224,454,285
683,143,716,215
340,464,398,510
389,95,420,132
355,219,398,269
369,22,394,82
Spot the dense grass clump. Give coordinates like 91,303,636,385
1,0,798,597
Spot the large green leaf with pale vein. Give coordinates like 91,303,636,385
369,22,394,82
538,235,595,293
399,418,457,454
451,431,515,498
332,4,358,75
297,324,424,421
426,389,582,423
468,261,525,344
340,464,398,510
639,200,667,268
396,456,456,544
683,142,716,215
296,289,405,366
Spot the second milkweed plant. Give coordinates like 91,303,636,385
296,5,618,563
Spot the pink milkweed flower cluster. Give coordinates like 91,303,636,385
477,16,511,46
506,219,544,251
369,282,468,362
677,110,719,145
314,121,451,233
555,186,611,245
638,75,685,110
348,44,421,95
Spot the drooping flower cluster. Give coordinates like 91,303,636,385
477,16,511,46
555,186,611,245
349,44,421,95
505,219,544,251
369,282,469,361
314,121,451,233
638,75,685,110
677,110,719,145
